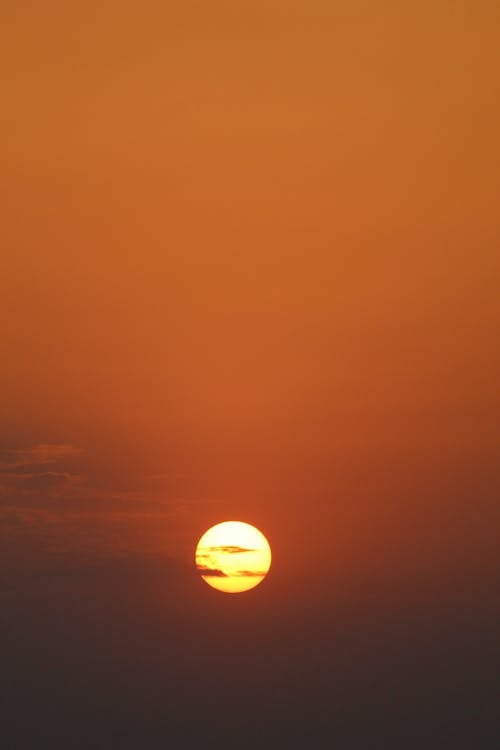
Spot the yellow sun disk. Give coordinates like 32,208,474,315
195,521,271,594
201,574,266,594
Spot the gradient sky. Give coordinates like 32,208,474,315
1,2,499,747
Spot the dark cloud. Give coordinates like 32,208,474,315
202,545,257,554
235,570,267,577
196,566,227,577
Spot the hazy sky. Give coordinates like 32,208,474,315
1,2,498,746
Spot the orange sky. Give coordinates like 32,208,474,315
1,1,498,588
1,5,499,747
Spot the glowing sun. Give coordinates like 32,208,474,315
195,521,271,593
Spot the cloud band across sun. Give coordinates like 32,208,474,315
195,522,271,593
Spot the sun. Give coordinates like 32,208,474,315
195,521,271,593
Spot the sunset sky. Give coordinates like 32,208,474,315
1,2,498,747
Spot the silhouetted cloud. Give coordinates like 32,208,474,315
202,545,257,554
196,565,228,577
235,570,267,577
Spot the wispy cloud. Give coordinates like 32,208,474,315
0,444,84,470
0,442,198,569
0,471,84,494
0,444,85,498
